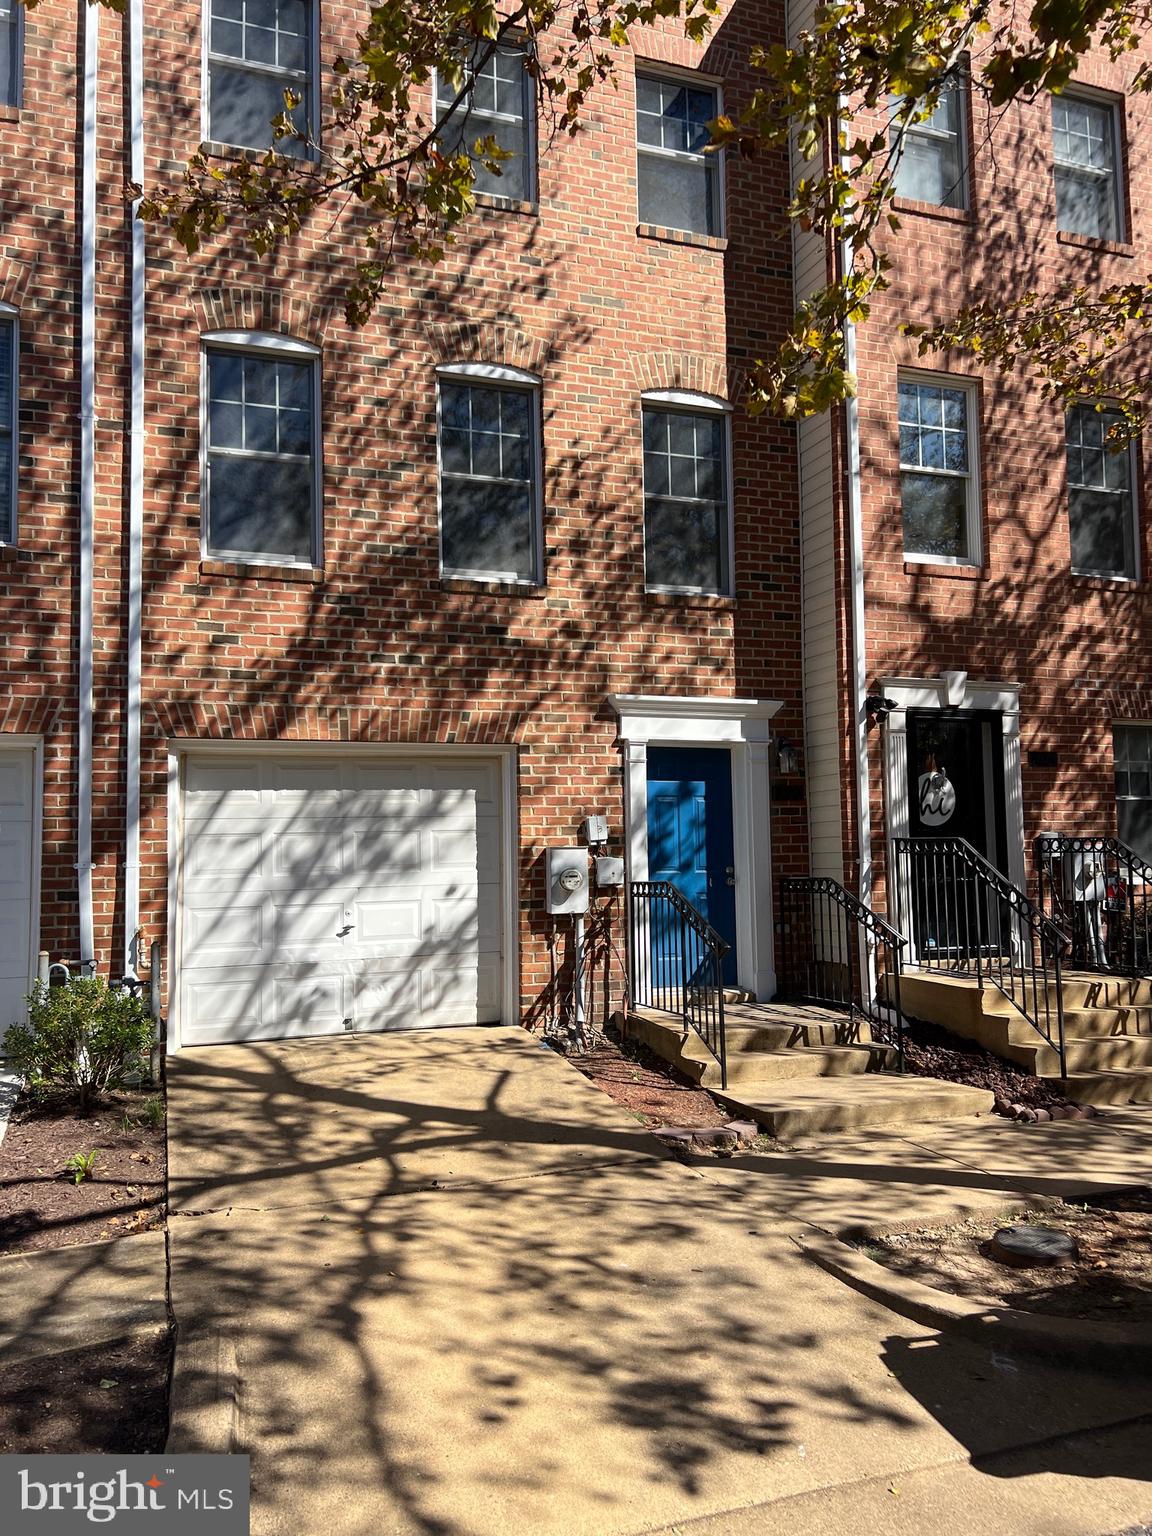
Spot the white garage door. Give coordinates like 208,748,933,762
178,754,504,1047
0,748,36,1040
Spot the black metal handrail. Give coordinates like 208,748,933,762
893,836,1066,1077
777,876,907,1071
626,880,729,1089
1035,834,1152,978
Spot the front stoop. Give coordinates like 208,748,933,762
622,1004,994,1138
896,970,1152,1107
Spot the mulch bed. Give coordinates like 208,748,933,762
865,1188,1152,1328
0,1330,172,1454
567,1030,735,1131
902,1017,1091,1118
0,1089,166,1255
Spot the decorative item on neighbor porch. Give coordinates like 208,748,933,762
1035,834,1152,977
4,977,156,1115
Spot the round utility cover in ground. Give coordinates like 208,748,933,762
989,1225,1077,1268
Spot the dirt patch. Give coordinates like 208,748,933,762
567,1031,736,1131
865,1188,1152,1327
0,1329,172,1453
902,1017,1085,1114
0,1090,166,1256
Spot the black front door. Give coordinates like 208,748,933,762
906,711,1007,955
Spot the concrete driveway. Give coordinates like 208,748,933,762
166,1027,1152,1536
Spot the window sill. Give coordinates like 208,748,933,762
637,224,728,253
440,575,546,596
644,589,736,609
200,139,319,167
903,560,985,580
199,559,326,583
0,105,21,125
890,196,972,225
473,191,538,217
1069,570,1140,589
1056,229,1134,258
0,542,30,562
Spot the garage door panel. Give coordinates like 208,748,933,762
0,755,32,818
180,753,505,1045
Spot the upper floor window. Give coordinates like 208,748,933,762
1066,404,1137,579
642,392,732,593
636,73,722,236
898,375,980,565
0,0,22,108
0,314,16,544
437,365,541,582
202,333,320,565
1115,724,1152,861
1052,92,1123,240
435,43,534,202
892,76,967,210
206,0,315,155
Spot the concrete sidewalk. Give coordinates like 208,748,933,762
166,1028,1152,1536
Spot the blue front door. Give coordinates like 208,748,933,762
646,747,737,985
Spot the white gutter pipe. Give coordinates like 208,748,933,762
77,0,100,973
124,0,145,977
836,101,875,1002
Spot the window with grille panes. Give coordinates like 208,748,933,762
207,0,315,155
1052,92,1123,240
641,400,731,593
636,73,722,236
898,375,980,564
437,375,541,581
203,340,320,564
1066,404,1138,579
434,43,534,202
1115,725,1152,862
0,316,15,543
0,0,21,107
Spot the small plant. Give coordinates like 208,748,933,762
6,978,155,1114
139,1094,165,1129
64,1150,99,1185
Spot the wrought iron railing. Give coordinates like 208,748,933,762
627,880,729,1089
776,876,907,1071
1035,834,1152,977
892,837,1066,1077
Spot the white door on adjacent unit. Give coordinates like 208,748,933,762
0,748,37,1041
177,754,504,1047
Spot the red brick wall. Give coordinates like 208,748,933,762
7,0,805,1026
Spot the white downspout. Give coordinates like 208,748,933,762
836,101,875,1001
124,0,145,977
77,0,100,973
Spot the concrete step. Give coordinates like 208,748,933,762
1046,1066,1152,1108
1003,1031,1152,1076
982,973,1152,1013
624,1009,894,1087
694,1042,898,1089
714,1075,994,1140
1060,1005,1152,1038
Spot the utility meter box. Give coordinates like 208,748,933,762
546,847,590,914
594,855,625,889
583,815,609,846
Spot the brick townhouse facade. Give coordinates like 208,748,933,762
2,0,1149,1049
0,0,806,1047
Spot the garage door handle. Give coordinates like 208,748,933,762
338,924,355,937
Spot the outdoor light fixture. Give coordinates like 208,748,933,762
865,693,898,722
775,736,799,775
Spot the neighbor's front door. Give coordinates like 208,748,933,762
646,746,737,986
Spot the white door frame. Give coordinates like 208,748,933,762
608,695,784,1000
0,736,43,1012
880,672,1025,950
165,740,520,1051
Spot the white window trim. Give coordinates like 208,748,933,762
201,0,321,155
640,388,734,596
1067,404,1140,583
1052,86,1125,241
891,74,969,212
898,368,983,568
635,66,726,238
435,367,544,585
199,330,323,569
431,38,537,205
0,303,18,546
1,0,23,110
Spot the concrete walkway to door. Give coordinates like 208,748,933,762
165,1027,1152,1536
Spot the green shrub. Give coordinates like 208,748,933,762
64,1150,99,1184
6,979,155,1114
